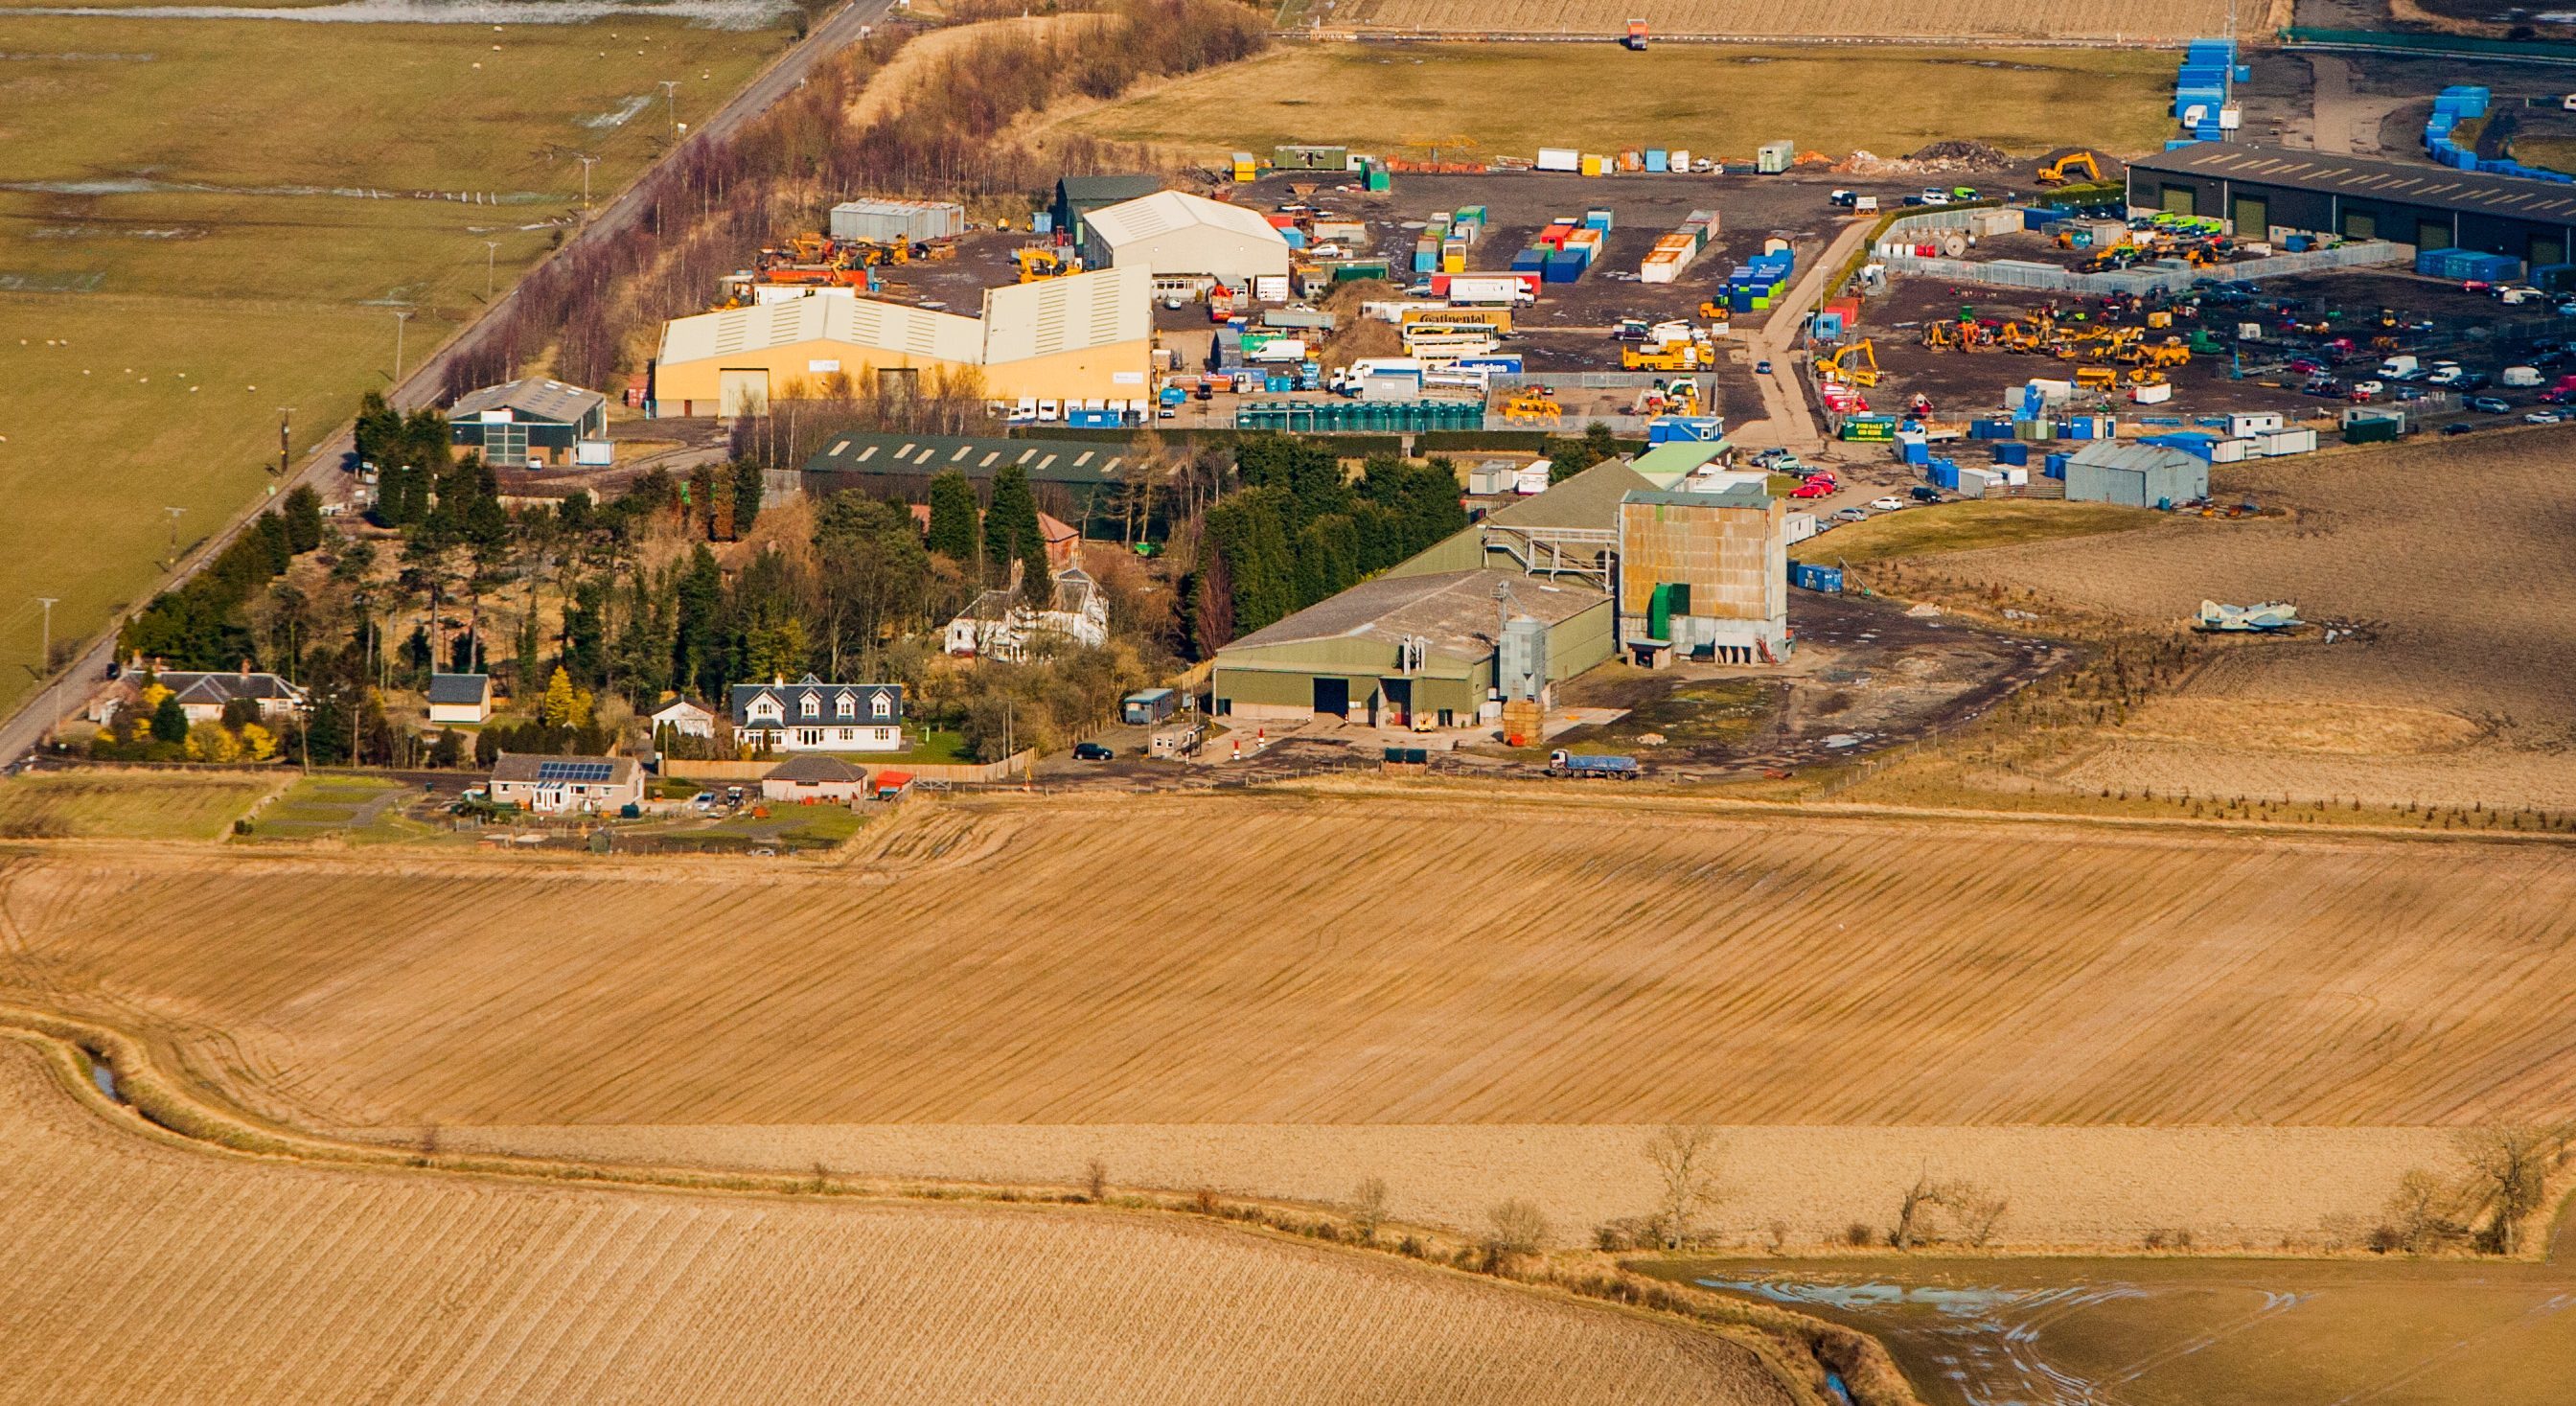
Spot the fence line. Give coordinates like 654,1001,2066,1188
1874,241,2408,295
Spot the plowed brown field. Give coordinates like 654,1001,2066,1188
1334,0,2234,42
0,1041,1792,1405
7,794,2572,1132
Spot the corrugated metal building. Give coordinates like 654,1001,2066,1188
2064,441,2207,508
1210,568,1612,726
650,266,1153,417
1617,484,1788,664
2125,144,2576,265
1051,173,1166,243
447,378,608,468
1080,190,1293,286
829,197,967,244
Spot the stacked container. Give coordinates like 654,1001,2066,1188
2416,247,2523,282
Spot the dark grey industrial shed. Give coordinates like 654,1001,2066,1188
2125,144,2576,268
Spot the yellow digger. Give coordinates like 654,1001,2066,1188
1823,339,1880,387
1015,245,1082,283
1501,388,1562,425
2036,150,2104,186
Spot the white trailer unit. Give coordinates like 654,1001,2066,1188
1536,148,1580,173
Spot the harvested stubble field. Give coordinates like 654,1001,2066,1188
1330,0,2244,42
0,1043,1791,1406
5,790,2572,1247
1848,437,2576,813
1060,43,2179,161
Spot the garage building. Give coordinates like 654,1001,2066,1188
448,378,609,469
2125,144,2576,268
1079,191,1292,288
2063,441,2207,508
650,266,1152,418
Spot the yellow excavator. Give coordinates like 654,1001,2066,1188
1501,388,1562,425
2037,150,2104,186
1823,339,1880,387
1015,245,1082,283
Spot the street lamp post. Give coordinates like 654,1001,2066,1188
659,80,680,136
483,240,500,300
163,506,185,560
578,155,599,214
392,309,414,385
34,597,56,675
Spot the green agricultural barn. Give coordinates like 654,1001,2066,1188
800,431,1132,528
1211,568,1612,726
1049,173,1166,243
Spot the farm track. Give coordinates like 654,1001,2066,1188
0,1023,1807,1405
2,791,2571,1133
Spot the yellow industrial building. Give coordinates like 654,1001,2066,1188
649,265,1153,418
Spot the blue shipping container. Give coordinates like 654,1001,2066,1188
1994,441,2030,466
2044,452,2070,480
1788,563,1845,594
1901,441,1931,466
1644,149,1668,173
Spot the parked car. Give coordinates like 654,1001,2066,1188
1790,479,1836,499
1754,359,1773,375
1870,496,1907,512
2347,379,2383,402
1071,742,1116,761
1830,506,1870,522
2465,395,2513,414
2424,362,2468,387
2525,409,2564,425
2441,422,2476,436
1909,485,1941,502
1918,189,1952,206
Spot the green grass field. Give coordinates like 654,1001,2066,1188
1057,43,2178,163
0,14,786,714
0,768,272,840
1657,1253,2576,1406
1797,499,2156,566
240,772,436,843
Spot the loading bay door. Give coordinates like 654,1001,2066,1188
1312,678,1348,717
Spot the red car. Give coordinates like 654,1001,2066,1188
1790,479,1837,499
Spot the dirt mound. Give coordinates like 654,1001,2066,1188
1905,139,2012,168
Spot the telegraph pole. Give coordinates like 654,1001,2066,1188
277,405,293,475
392,309,414,384
163,506,185,560
34,597,56,674
483,240,500,300
578,154,599,214
659,80,680,137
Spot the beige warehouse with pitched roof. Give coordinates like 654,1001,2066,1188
650,266,1154,417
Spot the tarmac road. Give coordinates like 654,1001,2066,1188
0,0,893,767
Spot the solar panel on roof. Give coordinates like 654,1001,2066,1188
535,761,615,783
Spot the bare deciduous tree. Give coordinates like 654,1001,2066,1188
2457,1124,2570,1255
1348,1177,1392,1246
1891,1173,1941,1250
1082,1158,1111,1203
1644,1124,1728,1250
1483,1199,1552,1273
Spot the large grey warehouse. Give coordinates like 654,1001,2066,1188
2125,144,2576,268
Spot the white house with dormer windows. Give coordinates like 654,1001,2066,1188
942,565,1110,662
728,675,905,753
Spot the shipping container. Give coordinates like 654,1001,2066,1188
1536,147,1579,173
1756,140,1795,174
1788,562,1844,593
1579,154,1606,177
